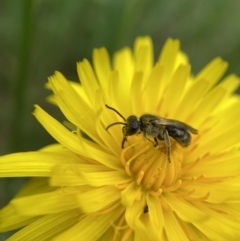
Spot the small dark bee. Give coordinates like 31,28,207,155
105,105,198,162
143,205,148,213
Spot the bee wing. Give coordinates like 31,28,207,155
153,118,198,134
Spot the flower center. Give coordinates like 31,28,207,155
120,135,182,192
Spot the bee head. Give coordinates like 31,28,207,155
105,105,141,148
122,115,140,136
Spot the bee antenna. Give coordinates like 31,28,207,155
105,105,126,121
106,122,127,130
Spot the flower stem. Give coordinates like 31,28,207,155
11,0,33,151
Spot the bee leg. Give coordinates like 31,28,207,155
163,129,171,162
143,132,156,146
121,136,127,148
153,137,159,147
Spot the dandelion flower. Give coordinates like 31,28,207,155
1,36,240,241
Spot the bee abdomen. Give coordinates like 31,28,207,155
166,127,191,146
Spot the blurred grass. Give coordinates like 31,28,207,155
0,0,240,239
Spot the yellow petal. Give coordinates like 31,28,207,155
193,202,240,240
0,151,75,177
0,203,38,232
163,209,189,241
33,105,89,158
146,194,164,235
189,177,240,203
174,79,211,120
113,47,134,85
54,207,124,241
10,190,79,215
134,36,153,78
121,182,141,206
78,170,130,187
160,64,190,116
142,64,165,111
195,57,228,85
158,38,180,83
4,211,80,241
50,163,110,186
125,194,145,228
163,193,207,222
77,59,99,107
77,186,120,213
93,47,111,92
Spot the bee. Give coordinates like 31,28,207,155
105,105,198,162
143,205,148,213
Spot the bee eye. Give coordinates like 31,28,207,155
124,116,139,136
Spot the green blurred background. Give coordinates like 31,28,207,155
0,0,240,239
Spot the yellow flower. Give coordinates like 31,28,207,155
1,36,240,240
